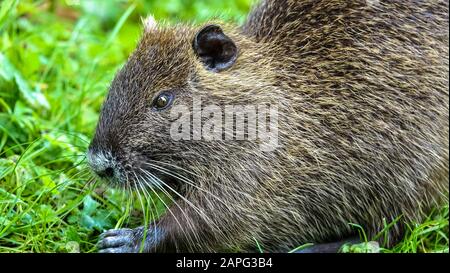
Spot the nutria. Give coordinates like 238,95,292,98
88,0,449,253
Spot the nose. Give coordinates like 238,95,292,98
95,166,115,179
87,150,116,179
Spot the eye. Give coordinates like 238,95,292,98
152,92,174,111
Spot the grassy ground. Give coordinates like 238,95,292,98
0,0,448,253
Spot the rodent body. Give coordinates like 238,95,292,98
89,0,449,252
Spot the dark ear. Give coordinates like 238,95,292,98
192,25,238,72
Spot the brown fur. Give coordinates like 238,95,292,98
90,0,449,252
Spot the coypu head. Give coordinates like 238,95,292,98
87,16,281,194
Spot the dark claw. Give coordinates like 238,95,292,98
98,236,130,249
99,228,133,240
97,226,164,253
97,228,138,253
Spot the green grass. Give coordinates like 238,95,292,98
0,0,448,253
340,205,449,253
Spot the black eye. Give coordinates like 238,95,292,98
152,92,174,111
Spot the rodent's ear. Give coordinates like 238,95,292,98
192,25,238,72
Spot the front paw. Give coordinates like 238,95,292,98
97,228,142,253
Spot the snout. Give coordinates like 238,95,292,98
87,149,117,180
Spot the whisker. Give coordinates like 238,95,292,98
132,171,160,252
142,162,232,208
137,171,192,252
140,168,220,233
147,159,200,178
139,169,203,250
145,160,260,202
138,169,197,252
134,177,153,252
